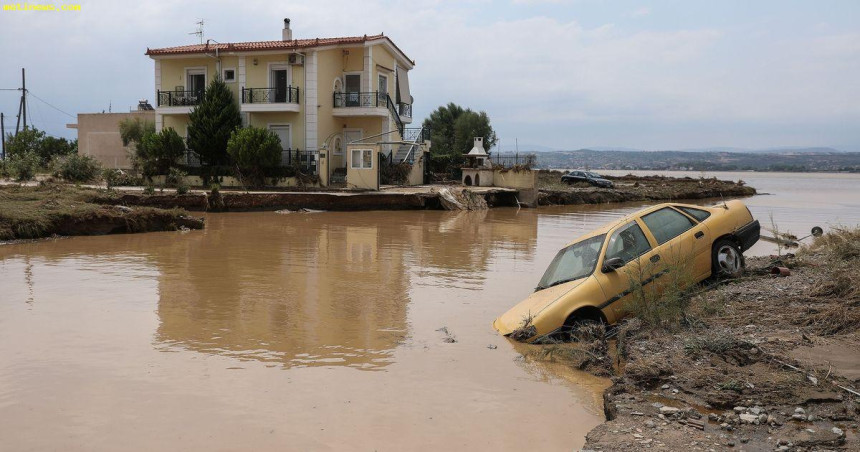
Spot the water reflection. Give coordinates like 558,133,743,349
153,210,538,370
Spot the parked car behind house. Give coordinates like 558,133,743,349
561,170,614,188
493,200,760,342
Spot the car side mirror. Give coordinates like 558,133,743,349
602,257,625,272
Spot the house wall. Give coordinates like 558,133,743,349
372,45,396,97
150,38,414,188
346,144,379,190
247,112,304,149
75,111,155,169
316,48,342,155
244,54,304,91
493,169,536,189
160,58,217,91
163,115,191,137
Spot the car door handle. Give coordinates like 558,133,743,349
695,231,705,239
650,254,661,263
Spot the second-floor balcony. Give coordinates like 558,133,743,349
241,86,301,113
333,91,412,123
157,90,204,108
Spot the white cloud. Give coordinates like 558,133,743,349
0,0,857,149
629,6,651,17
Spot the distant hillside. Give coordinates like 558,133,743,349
534,149,860,172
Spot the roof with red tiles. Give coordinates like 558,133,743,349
145,34,413,63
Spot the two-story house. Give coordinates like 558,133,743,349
145,19,417,175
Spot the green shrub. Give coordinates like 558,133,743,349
226,127,281,186
134,127,186,177
143,184,155,195
0,159,9,178
102,168,141,188
52,154,102,183
165,167,187,187
166,167,189,194
8,151,41,181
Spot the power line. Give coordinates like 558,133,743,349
28,91,76,119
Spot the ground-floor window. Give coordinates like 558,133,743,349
351,149,373,169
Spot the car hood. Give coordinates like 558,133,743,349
493,277,589,335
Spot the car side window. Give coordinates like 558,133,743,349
641,208,695,245
605,222,652,264
678,206,711,222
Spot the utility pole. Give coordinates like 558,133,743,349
14,68,27,135
1,112,5,160
21,68,26,131
15,92,22,134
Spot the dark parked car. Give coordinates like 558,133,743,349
561,170,614,188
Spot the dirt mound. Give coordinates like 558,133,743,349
521,228,860,451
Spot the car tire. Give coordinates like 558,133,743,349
712,238,744,278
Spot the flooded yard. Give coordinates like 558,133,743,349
1,172,858,450
1,207,619,451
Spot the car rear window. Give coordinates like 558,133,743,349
641,208,695,245
678,206,711,222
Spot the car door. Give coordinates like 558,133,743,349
639,207,708,291
591,220,660,321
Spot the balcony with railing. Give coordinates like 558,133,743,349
157,90,204,108
332,91,413,124
241,86,301,112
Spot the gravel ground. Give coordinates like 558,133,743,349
524,230,860,451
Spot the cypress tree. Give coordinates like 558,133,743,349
187,77,242,165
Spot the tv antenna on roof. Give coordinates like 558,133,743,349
189,19,204,44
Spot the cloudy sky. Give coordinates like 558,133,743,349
1,0,858,151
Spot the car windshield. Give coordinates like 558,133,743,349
536,234,606,291
586,172,601,178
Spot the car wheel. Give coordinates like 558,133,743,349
712,238,744,278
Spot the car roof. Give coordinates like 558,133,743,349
561,202,714,248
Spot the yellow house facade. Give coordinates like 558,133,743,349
146,19,419,178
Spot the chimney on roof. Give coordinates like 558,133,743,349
282,18,292,41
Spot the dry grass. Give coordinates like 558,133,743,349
0,183,198,240
804,227,860,261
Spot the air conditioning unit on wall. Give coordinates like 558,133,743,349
288,54,304,65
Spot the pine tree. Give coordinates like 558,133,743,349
187,77,242,165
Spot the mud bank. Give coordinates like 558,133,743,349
0,185,204,241
101,187,521,212
538,173,756,206
521,229,859,451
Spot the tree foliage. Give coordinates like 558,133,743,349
118,117,155,147
187,77,242,165
135,127,186,177
4,128,76,166
421,103,497,173
226,126,282,186
53,154,102,183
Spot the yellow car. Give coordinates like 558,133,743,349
493,200,760,341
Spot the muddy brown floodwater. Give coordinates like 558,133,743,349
1,207,623,451
2,172,858,451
